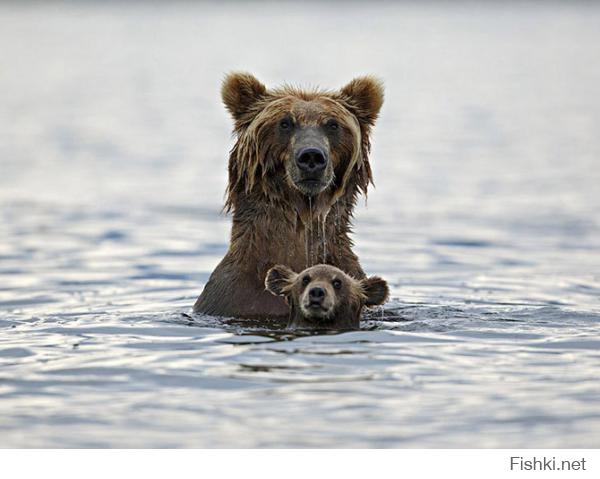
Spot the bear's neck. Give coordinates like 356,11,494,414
227,188,359,278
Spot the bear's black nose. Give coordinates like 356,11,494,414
308,286,325,302
296,147,327,174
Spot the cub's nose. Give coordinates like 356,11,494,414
308,286,325,303
296,147,327,174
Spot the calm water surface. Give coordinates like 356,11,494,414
1,2,599,447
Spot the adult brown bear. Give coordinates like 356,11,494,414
194,72,384,318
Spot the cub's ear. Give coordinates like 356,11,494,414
265,265,297,297
221,72,267,122
338,76,384,127
361,276,389,307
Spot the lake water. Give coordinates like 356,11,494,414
1,1,599,448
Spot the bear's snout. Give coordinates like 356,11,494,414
289,126,333,196
301,282,334,319
296,147,328,175
308,285,326,304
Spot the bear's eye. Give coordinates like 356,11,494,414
301,275,311,286
326,119,339,131
279,118,293,131
332,279,342,290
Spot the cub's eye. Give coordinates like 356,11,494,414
326,119,339,131
332,279,342,290
279,118,293,131
302,275,311,286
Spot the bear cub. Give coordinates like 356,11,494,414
265,264,388,330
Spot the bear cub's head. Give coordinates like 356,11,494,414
265,264,388,330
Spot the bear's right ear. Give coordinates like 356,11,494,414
265,265,297,297
221,72,268,122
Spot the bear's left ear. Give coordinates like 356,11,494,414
361,276,389,307
221,72,268,122
338,76,384,127
265,265,297,297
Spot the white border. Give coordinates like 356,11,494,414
1,449,597,479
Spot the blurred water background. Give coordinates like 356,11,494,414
1,1,599,447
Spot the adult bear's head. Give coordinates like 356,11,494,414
221,72,384,212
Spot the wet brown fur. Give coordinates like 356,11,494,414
194,72,384,318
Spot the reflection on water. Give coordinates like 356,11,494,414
1,1,599,447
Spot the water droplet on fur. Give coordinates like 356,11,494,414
320,212,328,263
334,201,341,250
305,197,314,267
